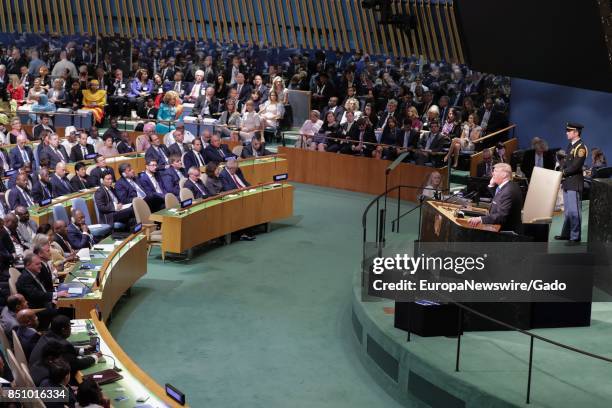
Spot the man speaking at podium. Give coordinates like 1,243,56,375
468,163,523,234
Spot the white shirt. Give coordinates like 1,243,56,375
241,111,261,132
299,119,323,136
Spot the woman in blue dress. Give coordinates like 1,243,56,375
156,90,183,134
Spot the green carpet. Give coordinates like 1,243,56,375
108,183,404,407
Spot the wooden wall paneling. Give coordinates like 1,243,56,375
321,0,337,51
223,0,236,43
218,0,230,43
156,0,168,39
304,0,321,49
354,1,371,54
166,0,178,40
88,0,99,37
331,0,348,52
389,1,406,57
425,0,441,61
104,0,114,35
147,0,159,38
186,0,197,39
136,0,149,38
364,5,383,55
53,0,62,34
285,0,298,47
195,0,209,41
267,0,282,47
244,0,257,45
24,0,32,33
45,0,54,33
410,0,425,58
344,0,360,52
416,0,433,60
128,0,138,37
180,0,191,40
73,0,83,34
112,0,123,36
210,0,223,43
232,0,246,44
294,0,311,50
275,0,289,47
66,0,75,34
448,2,465,64
11,0,21,33
313,1,328,49
434,1,450,62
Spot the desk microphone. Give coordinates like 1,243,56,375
101,353,122,372
68,271,93,290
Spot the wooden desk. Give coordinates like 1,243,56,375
150,183,294,254
223,155,288,186
66,153,146,175
28,188,98,226
426,201,500,233
58,233,148,320
277,147,448,202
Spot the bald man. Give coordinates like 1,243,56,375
50,162,75,197
15,308,40,360
0,294,28,337
67,210,94,250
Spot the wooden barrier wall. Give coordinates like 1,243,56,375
278,147,449,202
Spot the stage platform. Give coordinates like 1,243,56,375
352,269,612,407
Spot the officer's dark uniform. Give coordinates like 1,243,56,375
557,122,587,243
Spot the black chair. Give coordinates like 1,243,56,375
593,166,612,179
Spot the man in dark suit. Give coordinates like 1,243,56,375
31,168,53,203
39,134,70,168
183,167,210,199
138,159,166,209
137,96,159,120
468,163,523,234
477,97,507,135
376,99,401,130
116,131,135,154
88,155,116,187
232,72,252,104
15,308,41,360
32,114,56,141
49,163,74,198
251,75,269,103
476,148,495,178
0,145,11,174
67,210,94,249
8,174,36,209
69,131,96,163
415,121,449,165
220,159,250,191
225,56,245,86
203,134,236,164
145,134,171,169
321,97,345,123
164,71,188,99
70,162,92,191
107,69,130,117
241,136,272,158
115,163,147,205
52,220,74,255
310,72,335,111
168,130,189,157
183,138,206,170
521,137,556,180
161,155,186,197
349,118,377,157
192,87,220,117
9,134,34,170
160,58,176,82
94,173,134,226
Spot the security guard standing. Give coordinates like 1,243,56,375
555,122,587,245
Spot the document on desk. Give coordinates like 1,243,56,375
77,248,91,261
93,244,116,252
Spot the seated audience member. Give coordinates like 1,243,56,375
29,341,63,386
168,129,188,157
477,148,494,178
44,223,77,274
0,143,10,174
238,100,262,143
156,90,183,134
67,209,94,249
97,135,119,158
445,112,482,168
103,117,122,143
339,98,362,125
61,126,79,153
50,162,75,197
81,79,107,127
522,137,555,179
587,147,608,177
32,240,60,290
107,69,129,118
7,117,31,144
420,171,444,200
95,173,134,227
8,173,36,209
217,98,242,139
15,206,38,248
29,315,99,380
220,158,250,191
204,134,236,163
161,155,186,197
0,294,28,338
40,133,70,168
415,121,448,165
298,110,323,149
9,134,34,169
138,159,167,207
138,96,158,120
52,220,76,256
440,107,462,140
321,96,345,123
375,116,403,160
15,308,41,360
145,133,171,169
203,162,224,196
242,136,271,158
16,252,67,328
3,214,26,267
349,118,376,157
136,122,155,152
65,80,83,110
259,91,284,130
32,168,53,203
478,96,506,134
164,121,195,145
421,105,440,131
492,142,507,164
330,110,357,155
70,130,96,162
76,378,110,408
40,358,77,407
183,137,207,170
115,163,148,204
117,131,135,153
311,111,340,152
70,162,92,190
184,167,211,199
89,155,116,186
128,68,153,113
193,86,220,117
30,94,57,123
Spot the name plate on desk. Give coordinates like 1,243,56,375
180,198,193,208
39,198,52,207
273,173,288,182
85,153,98,160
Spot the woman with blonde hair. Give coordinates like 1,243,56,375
340,97,362,125
259,91,284,130
405,106,422,131
156,90,183,134
81,79,107,126
7,74,25,107
420,171,443,200
272,76,289,104
26,77,46,105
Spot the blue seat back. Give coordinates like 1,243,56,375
71,197,93,224
52,204,69,224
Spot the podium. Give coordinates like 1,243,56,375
394,198,591,334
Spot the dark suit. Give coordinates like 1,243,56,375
232,83,252,103
321,106,345,123
0,148,11,171
115,177,142,204
31,181,53,203
138,171,166,200
481,181,523,234
220,168,250,191
183,149,206,170
49,174,74,197
16,269,54,309
183,178,210,199
39,146,70,168
161,168,185,197
66,223,93,250
94,186,134,225
8,187,35,209
192,95,220,117
203,144,235,164
241,144,271,158
9,146,34,170
477,108,507,134
53,233,73,254
349,127,377,156
69,143,95,162
168,142,188,158
32,124,56,141
117,140,135,154
88,166,115,187
145,145,171,167
15,326,40,361
477,160,494,178
521,150,556,180
29,331,95,379
70,175,91,191
137,106,158,120
164,81,188,98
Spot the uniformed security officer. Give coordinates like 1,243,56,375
555,122,587,245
